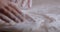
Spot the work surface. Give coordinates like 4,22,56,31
21,0,60,32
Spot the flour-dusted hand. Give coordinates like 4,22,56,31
0,0,36,32
0,0,25,30
0,1,25,22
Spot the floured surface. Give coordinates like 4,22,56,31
20,0,60,32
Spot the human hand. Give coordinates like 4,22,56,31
0,1,35,32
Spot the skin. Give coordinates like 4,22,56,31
0,0,35,32
0,0,24,31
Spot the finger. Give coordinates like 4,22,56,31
8,2,24,16
8,2,24,19
4,3,24,22
0,13,16,25
0,19,10,26
0,13,15,24
1,7,21,23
